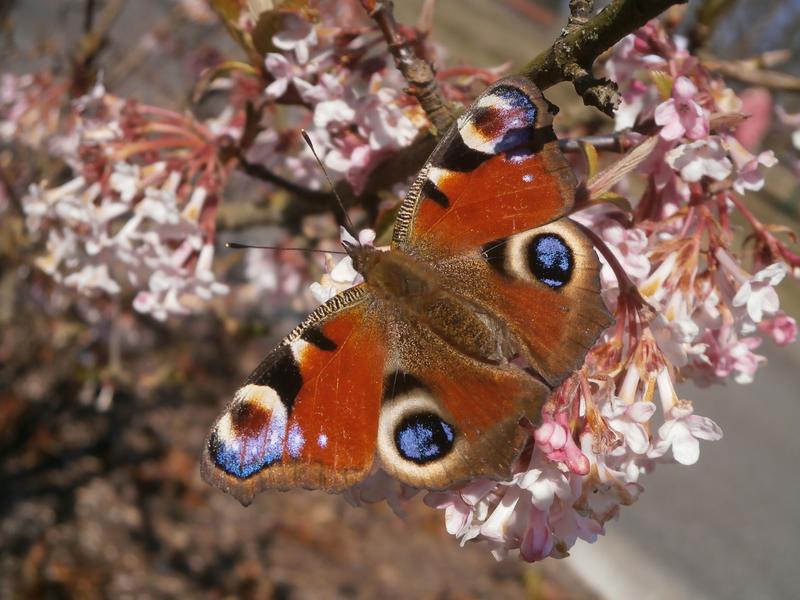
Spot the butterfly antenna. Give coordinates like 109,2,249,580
225,242,347,255
300,129,359,242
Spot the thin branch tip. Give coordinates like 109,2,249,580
518,0,687,115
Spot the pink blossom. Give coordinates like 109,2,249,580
732,262,786,324
300,72,346,105
605,34,666,130
703,329,766,384
309,228,376,304
63,263,121,295
758,312,798,346
534,412,590,475
734,87,772,150
424,478,497,537
725,135,778,195
263,53,308,99
649,402,723,465
342,469,418,517
271,13,318,64
178,0,216,23
665,137,732,182
362,83,421,151
314,95,357,129
244,247,304,298
601,396,656,455
515,449,573,511
654,76,709,141
519,507,554,562
549,500,604,551
649,295,705,367
572,206,650,288
478,485,526,546
309,254,362,304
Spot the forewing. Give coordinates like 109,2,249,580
201,286,387,505
393,76,575,256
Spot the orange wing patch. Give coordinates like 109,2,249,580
440,218,612,387
412,153,573,254
393,77,576,256
201,288,387,504
284,311,385,488
376,320,550,490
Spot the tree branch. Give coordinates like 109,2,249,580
567,0,594,31
702,52,800,92
360,0,455,135
518,0,687,116
235,153,333,203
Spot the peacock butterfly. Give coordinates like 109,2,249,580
201,77,612,505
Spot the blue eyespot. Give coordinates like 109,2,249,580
528,234,573,288
395,412,455,464
210,409,287,479
211,431,282,479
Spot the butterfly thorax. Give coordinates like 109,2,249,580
350,245,514,364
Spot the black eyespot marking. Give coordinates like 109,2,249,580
394,412,455,464
246,346,302,412
421,179,450,208
301,325,337,351
527,233,573,288
481,238,509,274
491,86,538,157
435,129,493,172
384,371,427,400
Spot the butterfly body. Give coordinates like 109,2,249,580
352,245,513,364
202,78,612,505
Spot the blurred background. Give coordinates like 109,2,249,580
1,1,799,598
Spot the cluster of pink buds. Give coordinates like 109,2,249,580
238,9,428,195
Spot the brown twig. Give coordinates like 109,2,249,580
702,53,800,92
236,153,333,203
518,0,687,116
71,0,125,94
360,0,455,135
567,0,594,31
84,0,97,34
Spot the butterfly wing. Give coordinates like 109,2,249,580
377,314,549,488
201,285,387,505
203,280,547,498
393,76,575,256
436,218,611,387
394,77,611,387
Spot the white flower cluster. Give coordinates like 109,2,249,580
255,13,426,194
24,162,228,320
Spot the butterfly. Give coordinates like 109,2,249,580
201,77,612,505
